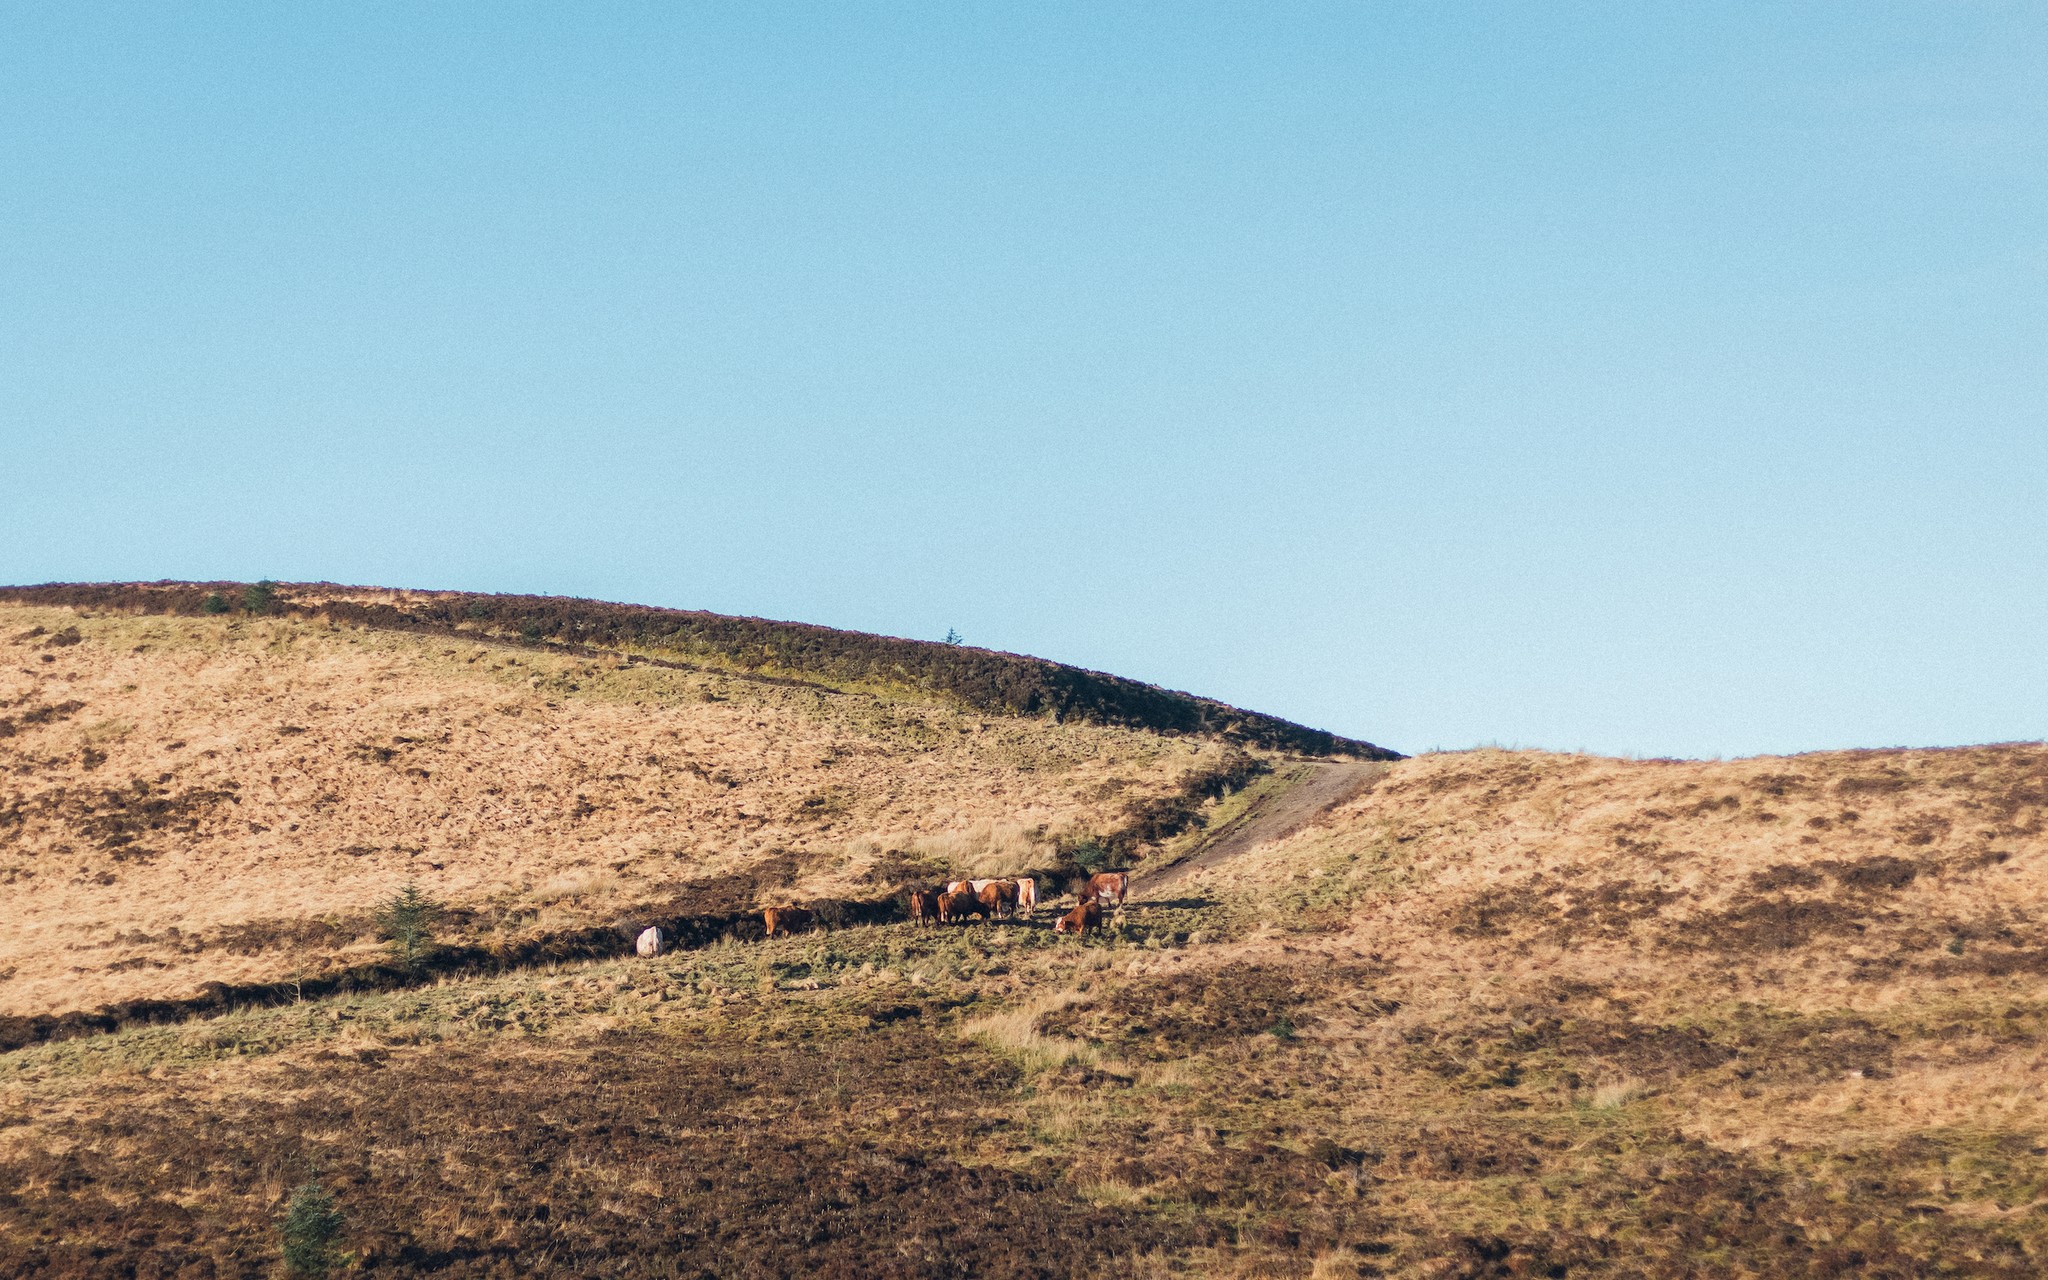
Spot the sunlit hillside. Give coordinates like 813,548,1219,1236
0,594,1319,1020
3,587,2044,1278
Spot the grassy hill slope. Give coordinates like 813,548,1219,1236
0,582,1396,758
4,590,2045,1277
0,599,1290,1022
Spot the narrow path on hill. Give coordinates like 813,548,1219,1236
1137,759,1391,896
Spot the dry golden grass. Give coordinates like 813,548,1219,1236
1167,743,2048,1163
0,603,1214,1016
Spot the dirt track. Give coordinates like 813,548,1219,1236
1137,758,1390,895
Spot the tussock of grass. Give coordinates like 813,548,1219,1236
961,990,1103,1076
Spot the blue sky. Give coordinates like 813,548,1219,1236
4,3,2043,758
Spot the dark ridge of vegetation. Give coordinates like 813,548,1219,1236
0,581,1399,758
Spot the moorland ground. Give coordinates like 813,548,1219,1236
3,590,2045,1278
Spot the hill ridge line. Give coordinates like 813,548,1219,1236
0,580,1401,759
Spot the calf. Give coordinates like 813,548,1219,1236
977,880,1017,921
909,889,940,927
634,926,665,958
1054,900,1103,936
1079,872,1129,908
762,905,815,938
937,889,976,924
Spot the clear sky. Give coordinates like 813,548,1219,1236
4,4,2043,759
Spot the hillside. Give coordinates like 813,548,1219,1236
3,590,2046,1278
0,596,1313,1022
0,582,1394,758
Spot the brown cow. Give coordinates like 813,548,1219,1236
1054,900,1103,935
937,890,976,924
763,905,815,937
1078,872,1129,908
976,880,1017,921
909,889,940,927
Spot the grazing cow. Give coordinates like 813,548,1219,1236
977,880,1017,921
937,889,976,924
1054,900,1103,935
1013,877,1038,917
634,926,665,958
945,880,973,896
763,905,815,938
909,889,940,927
1079,872,1129,908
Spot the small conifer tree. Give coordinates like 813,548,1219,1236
280,1179,346,1276
375,882,443,969
242,580,277,615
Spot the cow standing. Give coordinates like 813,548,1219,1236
763,905,815,938
909,889,940,927
937,890,975,924
976,880,1017,921
1013,877,1038,917
1078,872,1129,908
1054,900,1103,936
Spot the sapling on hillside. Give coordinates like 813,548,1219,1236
279,1179,346,1276
376,882,444,970
242,579,277,615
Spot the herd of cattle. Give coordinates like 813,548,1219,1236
906,870,1129,934
630,871,1132,958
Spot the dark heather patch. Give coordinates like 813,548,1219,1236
209,916,368,955
1828,856,1922,892
1448,875,1682,944
0,777,237,854
1836,772,1913,795
1667,896,1875,953
1751,864,1824,892
0,699,87,739
1035,963,1384,1059
1393,1130,2048,1279
0,1029,1193,1279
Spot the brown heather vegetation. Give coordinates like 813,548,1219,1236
3,592,2047,1277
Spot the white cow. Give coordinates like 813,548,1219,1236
1013,877,1038,917
635,926,664,958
